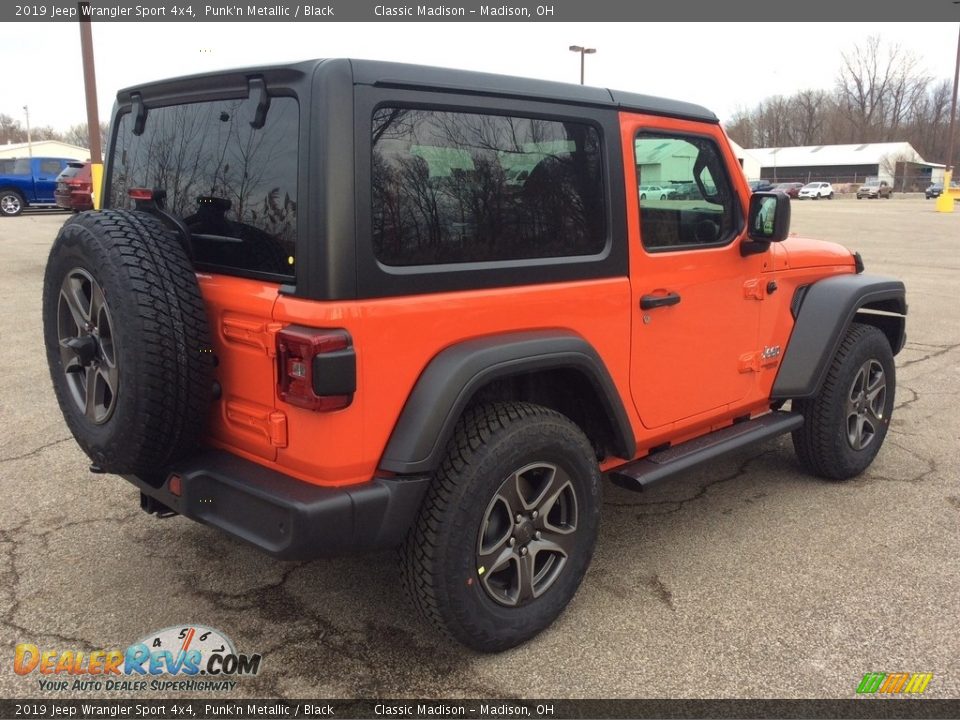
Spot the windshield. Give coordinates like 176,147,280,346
108,95,299,281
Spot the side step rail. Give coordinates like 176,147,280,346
610,411,803,491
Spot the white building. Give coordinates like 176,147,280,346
0,140,90,161
743,142,940,188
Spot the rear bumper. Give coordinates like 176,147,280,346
124,450,430,560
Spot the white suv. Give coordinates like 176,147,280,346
798,182,834,200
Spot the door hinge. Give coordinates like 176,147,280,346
222,316,284,357
743,278,765,301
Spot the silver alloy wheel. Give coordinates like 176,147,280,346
57,268,118,424
1,194,22,215
476,462,578,607
846,359,886,451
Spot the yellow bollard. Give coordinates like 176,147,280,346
90,162,104,210
936,169,955,213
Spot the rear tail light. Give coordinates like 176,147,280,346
128,188,153,201
276,326,356,411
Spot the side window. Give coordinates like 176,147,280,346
371,107,606,266
12,159,31,175
40,160,63,176
634,132,738,250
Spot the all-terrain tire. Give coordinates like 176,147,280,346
42,209,214,478
400,402,601,652
792,323,895,480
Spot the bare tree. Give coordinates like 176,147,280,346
836,36,929,142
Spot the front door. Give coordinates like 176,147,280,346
623,115,765,430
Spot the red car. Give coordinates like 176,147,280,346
54,162,93,211
773,182,804,198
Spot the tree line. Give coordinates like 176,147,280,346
0,115,108,154
724,36,958,163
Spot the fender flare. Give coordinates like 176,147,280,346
379,330,636,475
771,273,906,400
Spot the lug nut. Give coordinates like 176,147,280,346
532,510,538,519
535,531,541,540
509,537,516,546
515,513,523,523
520,547,528,556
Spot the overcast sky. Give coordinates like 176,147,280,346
4,22,959,132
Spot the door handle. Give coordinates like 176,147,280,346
640,292,681,310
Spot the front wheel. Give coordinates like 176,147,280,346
792,323,895,480
401,402,601,652
0,190,25,217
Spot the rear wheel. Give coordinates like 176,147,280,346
401,402,601,652
792,323,895,480
0,190,24,217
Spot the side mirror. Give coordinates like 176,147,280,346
748,192,790,241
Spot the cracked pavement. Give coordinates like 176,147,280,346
1,199,958,700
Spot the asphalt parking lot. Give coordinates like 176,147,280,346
1,198,958,701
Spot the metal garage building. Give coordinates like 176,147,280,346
0,140,89,161
743,142,943,190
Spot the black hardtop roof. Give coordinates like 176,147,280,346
116,58,718,123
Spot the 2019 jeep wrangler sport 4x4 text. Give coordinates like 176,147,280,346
42,60,907,652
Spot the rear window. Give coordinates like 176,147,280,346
371,107,606,266
108,95,299,280
58,163,86,179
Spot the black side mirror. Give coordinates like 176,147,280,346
749,192,790,241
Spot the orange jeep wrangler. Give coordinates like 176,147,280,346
43,60,906,652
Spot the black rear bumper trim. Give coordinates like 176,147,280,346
124,450,430,560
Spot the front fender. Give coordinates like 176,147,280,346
771,273,906,400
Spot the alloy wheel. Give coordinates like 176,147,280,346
57,268,118,424
476,462,579,607
846,359,886,450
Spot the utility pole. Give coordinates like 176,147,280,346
78,1,103,208
568,45,596,85
23,106,32,159
937,23,960,213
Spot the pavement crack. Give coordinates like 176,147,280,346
0,436,72,463
648,574,675,611
894,385,919,411
898,342,960,369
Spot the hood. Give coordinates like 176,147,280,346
780,236,857,269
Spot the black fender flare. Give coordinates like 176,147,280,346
771,273,906,400
379,330,636,475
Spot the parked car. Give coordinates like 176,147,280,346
54,162,94,212
638,184,676,200
925,182,960,199
798,181,834,200
772,182,803,198
670,181,701,200
42,59,906,652
748,179,775,192
856,179,892,199
0,156,74,216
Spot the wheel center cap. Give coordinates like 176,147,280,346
515,519,535,546
65,334,99,365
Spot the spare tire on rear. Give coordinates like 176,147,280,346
42,209,214,479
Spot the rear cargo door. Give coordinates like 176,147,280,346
106,92,301,460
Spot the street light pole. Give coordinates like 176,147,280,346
568,45,596,85
23,106,32,160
